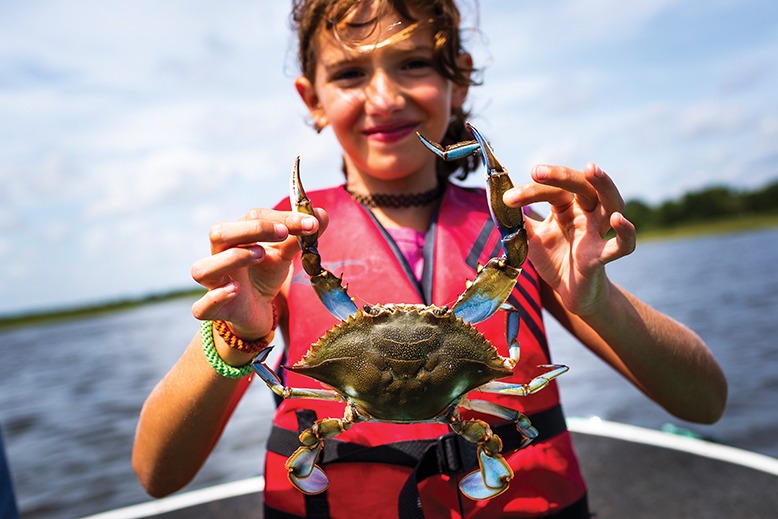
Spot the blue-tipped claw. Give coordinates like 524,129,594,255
459,448,513,501
290,157,358,321
289,465,329,495
420,124,528,325
286,443,330,494
416,131,480,161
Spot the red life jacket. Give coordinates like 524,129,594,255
264,184,587,518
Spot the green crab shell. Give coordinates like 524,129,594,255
287,304,512,422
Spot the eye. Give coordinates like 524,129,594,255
329,67,365,87
403,58,433,70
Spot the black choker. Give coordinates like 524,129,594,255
345,184,444,208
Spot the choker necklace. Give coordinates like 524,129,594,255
345,184,445,208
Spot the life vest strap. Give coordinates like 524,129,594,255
267,405,570,519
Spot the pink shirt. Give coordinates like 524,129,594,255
385,207,530,284
386,227,425,283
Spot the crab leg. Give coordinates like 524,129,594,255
461,398,539,447
291,157,358,321
476,364,570,397
252,349,355,494
417,125,528,325
449,418,514,500
252,348,342,401
286,414,355,495
503,303,521,366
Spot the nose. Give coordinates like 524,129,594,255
364,69,404,115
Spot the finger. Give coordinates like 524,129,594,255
191,282,239,321
209,207,327,254
600,212,636,264
584,162,625,216
532,165,600,212
503,182,574,211
209,219,288,254
192,246,265,289
242,207,325,236
274,207,330,262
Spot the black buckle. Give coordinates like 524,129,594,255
435,433,478,476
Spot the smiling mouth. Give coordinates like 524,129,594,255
363,123,418,143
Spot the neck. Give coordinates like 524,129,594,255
342,158,442,231
370,204,439,232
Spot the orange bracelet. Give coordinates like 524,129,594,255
212,308,277,354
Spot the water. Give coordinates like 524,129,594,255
1,228,777,518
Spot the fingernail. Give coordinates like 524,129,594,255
221,281,239,296
250,246,265,260
274,223,288,240
503,188,521,207
301,216,317,233
534,165,549,180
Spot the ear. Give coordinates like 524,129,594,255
451,52,473,109
295,76,328,131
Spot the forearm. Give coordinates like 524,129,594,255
548,282,727,423
132,331,254,497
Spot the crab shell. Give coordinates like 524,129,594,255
287,303,512,422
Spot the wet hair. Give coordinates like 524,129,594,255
291,0,481,179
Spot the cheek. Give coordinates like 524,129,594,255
416,82,453,121
323,90,364,129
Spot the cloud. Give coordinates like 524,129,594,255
679,102,753,140
1,0,777,314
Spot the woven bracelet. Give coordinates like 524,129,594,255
200,320,254,379
212,308,276,354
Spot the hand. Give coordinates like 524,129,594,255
504,162,636,317
190,207,327,338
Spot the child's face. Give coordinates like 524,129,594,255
296,7,469,183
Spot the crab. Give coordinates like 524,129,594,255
252,124,568,501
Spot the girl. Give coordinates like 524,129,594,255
133,1,727,517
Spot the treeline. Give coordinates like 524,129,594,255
623,178,778,231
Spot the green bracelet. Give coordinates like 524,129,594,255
200,320,254,379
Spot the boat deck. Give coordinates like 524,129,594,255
85,419,778,519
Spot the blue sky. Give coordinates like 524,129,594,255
1,0,776,315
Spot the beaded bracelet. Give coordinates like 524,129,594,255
200,320,254,379
212,308,277,354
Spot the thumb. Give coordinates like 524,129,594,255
276,207,329,262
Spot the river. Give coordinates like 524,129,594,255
1,228,777,518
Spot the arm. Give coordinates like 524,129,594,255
542,280,726,423
132,208,325,497
506,162,727,424
132,330,257,497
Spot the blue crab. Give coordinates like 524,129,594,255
253,124,568,501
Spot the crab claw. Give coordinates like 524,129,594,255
459,447,513,501
416,131,480,161
286,444,329,495
291,158,358,321
418,125,528,325
466,123,527,270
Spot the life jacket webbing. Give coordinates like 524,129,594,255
296,410,331,519
267,405,569,519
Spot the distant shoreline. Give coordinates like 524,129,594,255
633,212,778,242
3,213,777,329
0,288,206,331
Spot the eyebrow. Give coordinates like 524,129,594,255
319,41,435,71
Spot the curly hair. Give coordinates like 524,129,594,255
290,0,481,179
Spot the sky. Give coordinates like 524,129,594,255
1,0,776,316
